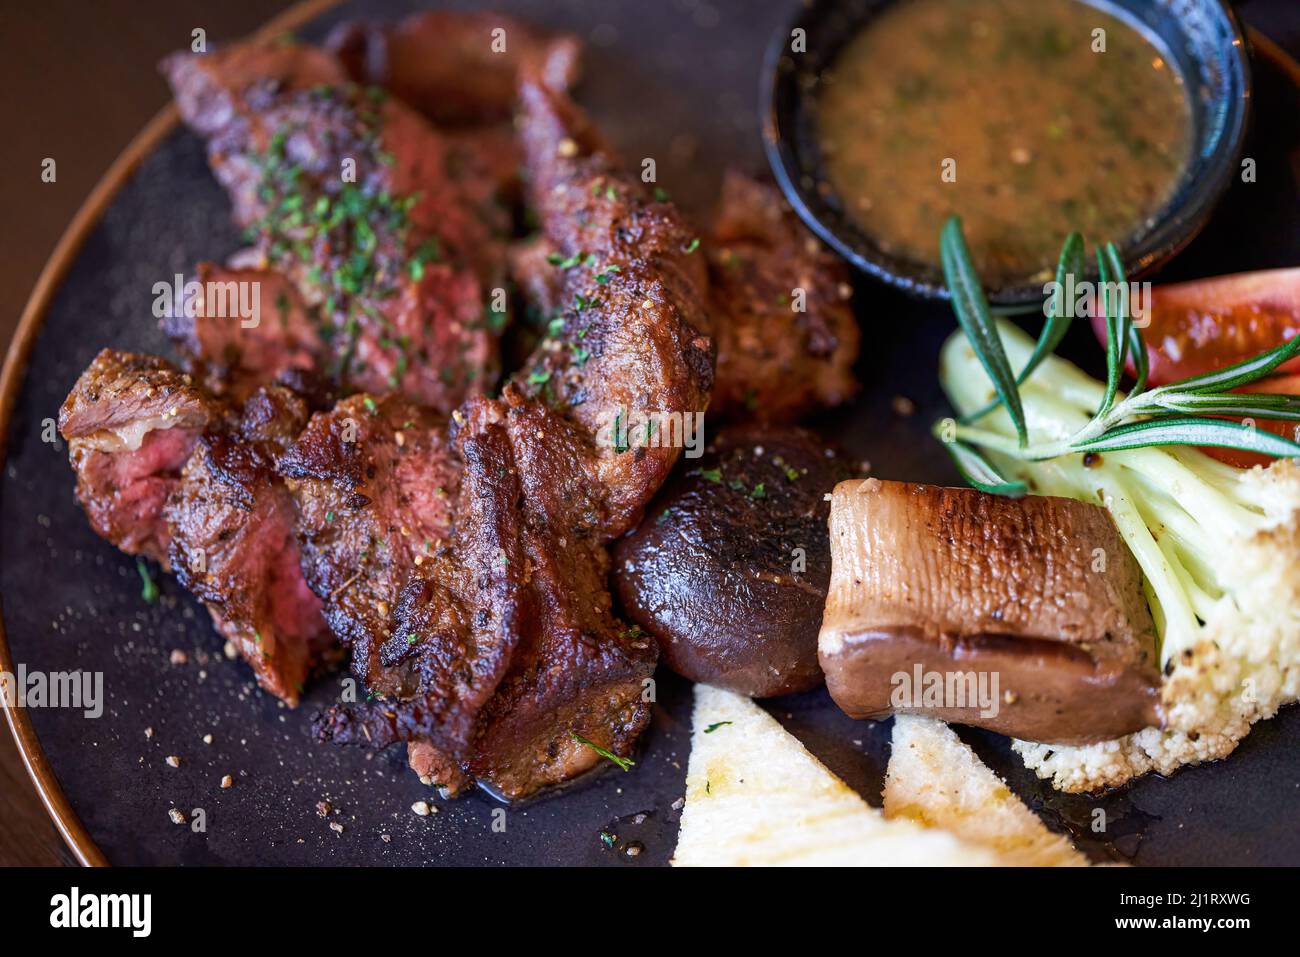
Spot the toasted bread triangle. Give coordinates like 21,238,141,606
885,716,1087,866
671,685,1003,866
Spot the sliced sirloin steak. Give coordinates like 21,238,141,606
61,351,335,705
305,78,713,800
64,28,711,799
161,39,508,413
166,385,337,706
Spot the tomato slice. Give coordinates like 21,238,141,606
1199,374,1300,469
1089,268,1300,386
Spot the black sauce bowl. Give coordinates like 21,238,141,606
762,0,1253,305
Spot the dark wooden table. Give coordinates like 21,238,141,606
2,0,1298,867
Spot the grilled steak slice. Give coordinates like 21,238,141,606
59,350,222,567
308,392,662,800
160,41,349,224
305,80,712,800
325,10,580,206
818,480,1162,743
161,40,507,413
513,79,712,531
278,394,460,688
614,426,854,697
706,172,859,421
167,386,334,705
509,170,857,424
163,260,324,403
325,10,581,127
62,351,334,705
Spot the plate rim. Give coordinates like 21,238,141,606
2,12,1297,868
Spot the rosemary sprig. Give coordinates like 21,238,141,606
939,438,1028,497
1135,392,1300,420
936,219,1300,485
1026,231,1085,386
940,218,1027,447
1069,417,1300,457
961,231,1083,423
1102,242,1150,395
1097,242,1131,416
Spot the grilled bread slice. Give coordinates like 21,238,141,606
672,685,1002,866
885,716,1087,866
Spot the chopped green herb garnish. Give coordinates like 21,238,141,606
547,250,585,269
245,109,441,390
571,732,635,771
704,721,732,734
136,558,159,604
700,468,723,484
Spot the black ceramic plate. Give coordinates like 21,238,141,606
3,0,1299,866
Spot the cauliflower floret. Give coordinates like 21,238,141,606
1014,459,1300,791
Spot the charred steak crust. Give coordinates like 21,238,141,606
166,386,334,705
513,79,713,535
277,393,461,691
